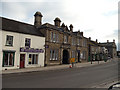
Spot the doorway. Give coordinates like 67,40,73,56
20,54,25,68
62,50,69,64
78,51,80,62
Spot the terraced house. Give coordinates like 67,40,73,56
33,11,117,66
1,11,117,69
0,17,45,70
87,37,108,62
34,11,88,66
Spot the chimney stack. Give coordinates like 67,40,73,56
96,39,98,43
54,17,61,27
107,40,109,43
61,23,65,29
89,37,91,40
113,39,115,43
80,32,83,36
34,11,43,28
69,24,73,32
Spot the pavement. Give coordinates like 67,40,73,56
2,58,118,75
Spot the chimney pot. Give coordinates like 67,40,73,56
81,32,83,36
89,37,91,40
96,39,98,43
113,39,115,43
54,17,61,27
34,11,43,28
69,24,73,32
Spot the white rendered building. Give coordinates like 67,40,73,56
0,17,45,70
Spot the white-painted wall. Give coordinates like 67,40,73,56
2,30,45,70
0,30,2,72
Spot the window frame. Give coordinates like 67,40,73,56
28,54,38,65
64,35,68,43
50,49,59,61
25,38,31,48
3,51,15,67
5,35,13,46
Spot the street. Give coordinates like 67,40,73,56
2,59,119,88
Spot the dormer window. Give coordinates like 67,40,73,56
25,38,31,48
6,35,13,46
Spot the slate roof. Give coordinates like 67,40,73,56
99,42,116,48
0,17,45,37
39,23,71,34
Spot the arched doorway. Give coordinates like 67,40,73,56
62,50,69,64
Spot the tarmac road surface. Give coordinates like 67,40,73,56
2,59,119,88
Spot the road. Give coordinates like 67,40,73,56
2,59,119,88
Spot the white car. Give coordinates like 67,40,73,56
108,82,120,90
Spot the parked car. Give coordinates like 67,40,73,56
108,82,120,90
108,56,111,59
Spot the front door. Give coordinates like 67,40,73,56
20,54,25,68
63,50,69,64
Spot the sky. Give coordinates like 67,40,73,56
0,0,119,50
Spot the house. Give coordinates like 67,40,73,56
99,40,117,58
0,17,45,70
33,11,88,66
1,11,116,68
87,37,108,62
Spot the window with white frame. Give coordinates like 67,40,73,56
72,37,73,45
83,39,86,47
25,38,31,48
6,35,13,46
28,54,38,64
50,32,59,43
51,32,53,42
77,38,80,45
92,47,94,52
53,33,56,42
50,49,59,60
71,51,76,58
72,37,76,45
56,34,59,42
81,51,86,59
3,52,15,67
64,35,68,43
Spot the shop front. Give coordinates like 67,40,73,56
20,47,44,68
2,50,15,67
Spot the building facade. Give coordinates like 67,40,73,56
99,40,117,58
88,37,109,62
1,11,117,68
0,17,45,70
34,12,88,66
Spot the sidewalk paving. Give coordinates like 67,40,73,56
2,59,115,75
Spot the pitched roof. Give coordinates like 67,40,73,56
99,42,116,48
39,23,71,34
0,17,45,37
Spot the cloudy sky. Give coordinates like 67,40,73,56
0,0,119,50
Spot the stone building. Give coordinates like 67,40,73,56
99,40,117,58
34,11,88,66
1,11,117,68
87,37,108,62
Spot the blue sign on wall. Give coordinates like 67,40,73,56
20,48,44,53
